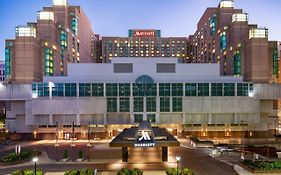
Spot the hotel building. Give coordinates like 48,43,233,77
5,0,98,84
189,0,277,83
2,0,281,140
100,30,189,63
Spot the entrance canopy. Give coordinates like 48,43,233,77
110,121,180,148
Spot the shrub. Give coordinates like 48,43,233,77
166,168,177,175
78,150,83,159
243,160,281,170
181,168,193,175
80,169,94,175
63,150,69,159
133,168,143,175
0,150,37,163
121,168,131,175
11,169,43,175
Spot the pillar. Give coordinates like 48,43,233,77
162,147,168,162
122,147,128,162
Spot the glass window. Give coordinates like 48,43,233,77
134,114,143,123
65,83,77,97
133,83,156,96
120,97,130,112
172,83,183,96
107,98,117,112
146,97,156,112
106,83,118,96
211,83,223,96
119,83,131,96
237,83,248,96
52,83,64,97
92,83,104,96
159,83,170,96
224,83,235,96
198,83,209,96
220,31,227,51
79,83,91,97
233,50,241,76
160,97,170,112
37,83,49,97
147,114,156,123
134,97,144,112
32,83,37,96
172,97,182,112
185,83,197,96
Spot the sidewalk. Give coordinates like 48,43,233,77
45,171,166,175
233,164,253,175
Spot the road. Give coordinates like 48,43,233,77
0,140,237,175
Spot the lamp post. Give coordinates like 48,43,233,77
87,122,91,161
32,157,38,175
55,122,59,162
71,122,75,162
240,120,245,160
176,156,181,175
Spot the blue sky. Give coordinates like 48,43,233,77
0,0,280,60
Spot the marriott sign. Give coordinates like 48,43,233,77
134,30,156,37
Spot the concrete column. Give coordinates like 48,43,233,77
122,147,128,162
208,113,212,124
156,97,160,123
130,96,134,124
143,97,147,121
76,114,80,125
169,97,172,112
49,114,53,125
162,147,168,162
117,97,120,113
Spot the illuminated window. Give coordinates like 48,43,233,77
37,11,54,21
44,48,54,76
232,13,248,22
233,50,241,76
16,26,36,37
273,48,279,78
52,0,67,6
5,48,11,80
249,28,268,39
220,0,234,8
220,31,227,51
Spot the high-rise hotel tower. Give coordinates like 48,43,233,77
5,0,98,84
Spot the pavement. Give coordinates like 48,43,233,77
0,138,238,175
44,171,166,175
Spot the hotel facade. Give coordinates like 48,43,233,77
1,58,281,139
2,0,281,139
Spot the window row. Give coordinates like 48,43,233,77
32,83,253,97
106,97,182,113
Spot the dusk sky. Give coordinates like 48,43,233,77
0,0,280,60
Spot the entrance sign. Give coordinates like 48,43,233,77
138,130,151,141
134,121,155,147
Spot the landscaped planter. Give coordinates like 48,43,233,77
242,160,281,173
0,150,41,165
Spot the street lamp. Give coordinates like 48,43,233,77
176,156,181,175
32,157,38,175
87,122,91,161
55,122,59,162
